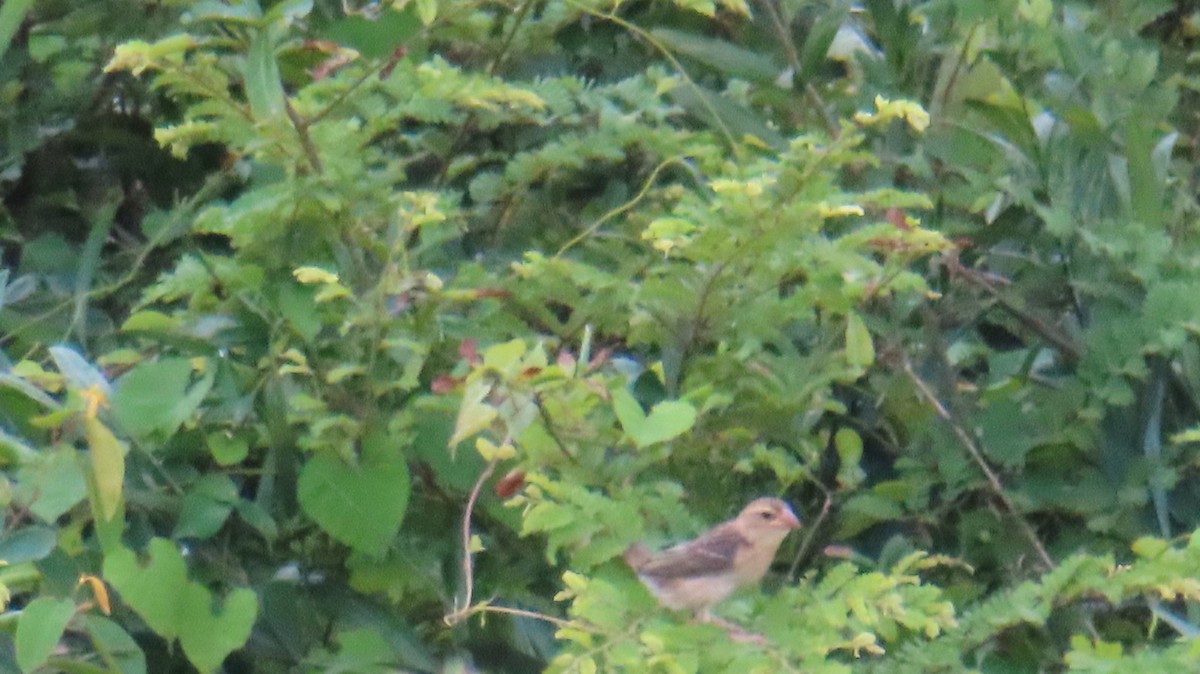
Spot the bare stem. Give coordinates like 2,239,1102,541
787,492,832,582
444,457,498,625
902,358,1054,571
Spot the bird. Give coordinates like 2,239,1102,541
623,497,801,626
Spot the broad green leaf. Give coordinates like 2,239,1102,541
121,310,179,332
837,492,904,538
208,432,250,465
321,7,420,58
845,311,875,368
834,427,865,487
415,0,437,25
297,454,410,556
482,339,527,373
1132,536,1169,559
264,0,313,23
235,500,279,540
612,388,696,448
1125,117,1167,225
15,597,76,674
103,541,187,641
184,586,258,674
187,0,263,23
0,526,56,564
0,0,34,63
112,359,214,439
305,627,395,672
85,418,125,521
84,615,146,674
651,28,779,84
19,446,86,523
667,84,788,150
173,476,238,540
27,33,65,63
243,28,285,120
449,377,498,447
103,539,257,674
611,387,647,436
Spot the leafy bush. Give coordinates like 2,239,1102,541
1,0,1200,672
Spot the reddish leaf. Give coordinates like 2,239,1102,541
459,340,480,365
472,287,511,299
886,207,910,230
493,469,525,498
431,375,459,395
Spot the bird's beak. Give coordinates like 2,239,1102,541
780,506,801,530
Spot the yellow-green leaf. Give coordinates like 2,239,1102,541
85,418,125,521
845,311,875,369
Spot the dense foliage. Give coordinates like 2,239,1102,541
3,0,1200,672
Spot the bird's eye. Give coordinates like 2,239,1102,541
758,511,774,520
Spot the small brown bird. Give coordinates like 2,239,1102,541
624,497,801,624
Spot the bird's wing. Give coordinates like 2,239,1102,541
635,525,748,580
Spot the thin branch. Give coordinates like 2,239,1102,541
901,358,1054,571
441,453,592,633
489,0,534,76
444,457,498,626
455,603,585,631
554,156,689,258
533,393,578,463
787,491,831,582
566,0,741,155
946,256,1081,364
754,0,838,137
307,59,387,126
284,98,324,175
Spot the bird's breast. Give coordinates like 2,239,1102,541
641,573,739,611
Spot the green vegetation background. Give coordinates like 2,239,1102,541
2,0,1200,672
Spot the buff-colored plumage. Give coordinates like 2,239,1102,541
624,497,801,621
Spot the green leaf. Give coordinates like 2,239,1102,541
15,597,76,674
651,28,779,84
243,28,285,120
415,0,437,25
208,432,250,466
297,454,410,556
321,7,420,58
121,310,179,333
612,388,696,448
103,539,257,674
482,339,527,373
449,378,498,447
0,0,34,64
112,359,214,439
0,526,57,564
307,628,395,672
845,311,875,369
667,84,788,150
18,446,86,523
187,0,263,23
83,615,146,674
235,500,279,540
264,0,313,24
834,427,865,487
173,475,238,540
84,418,126,521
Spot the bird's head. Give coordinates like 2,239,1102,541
735,497,801,541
